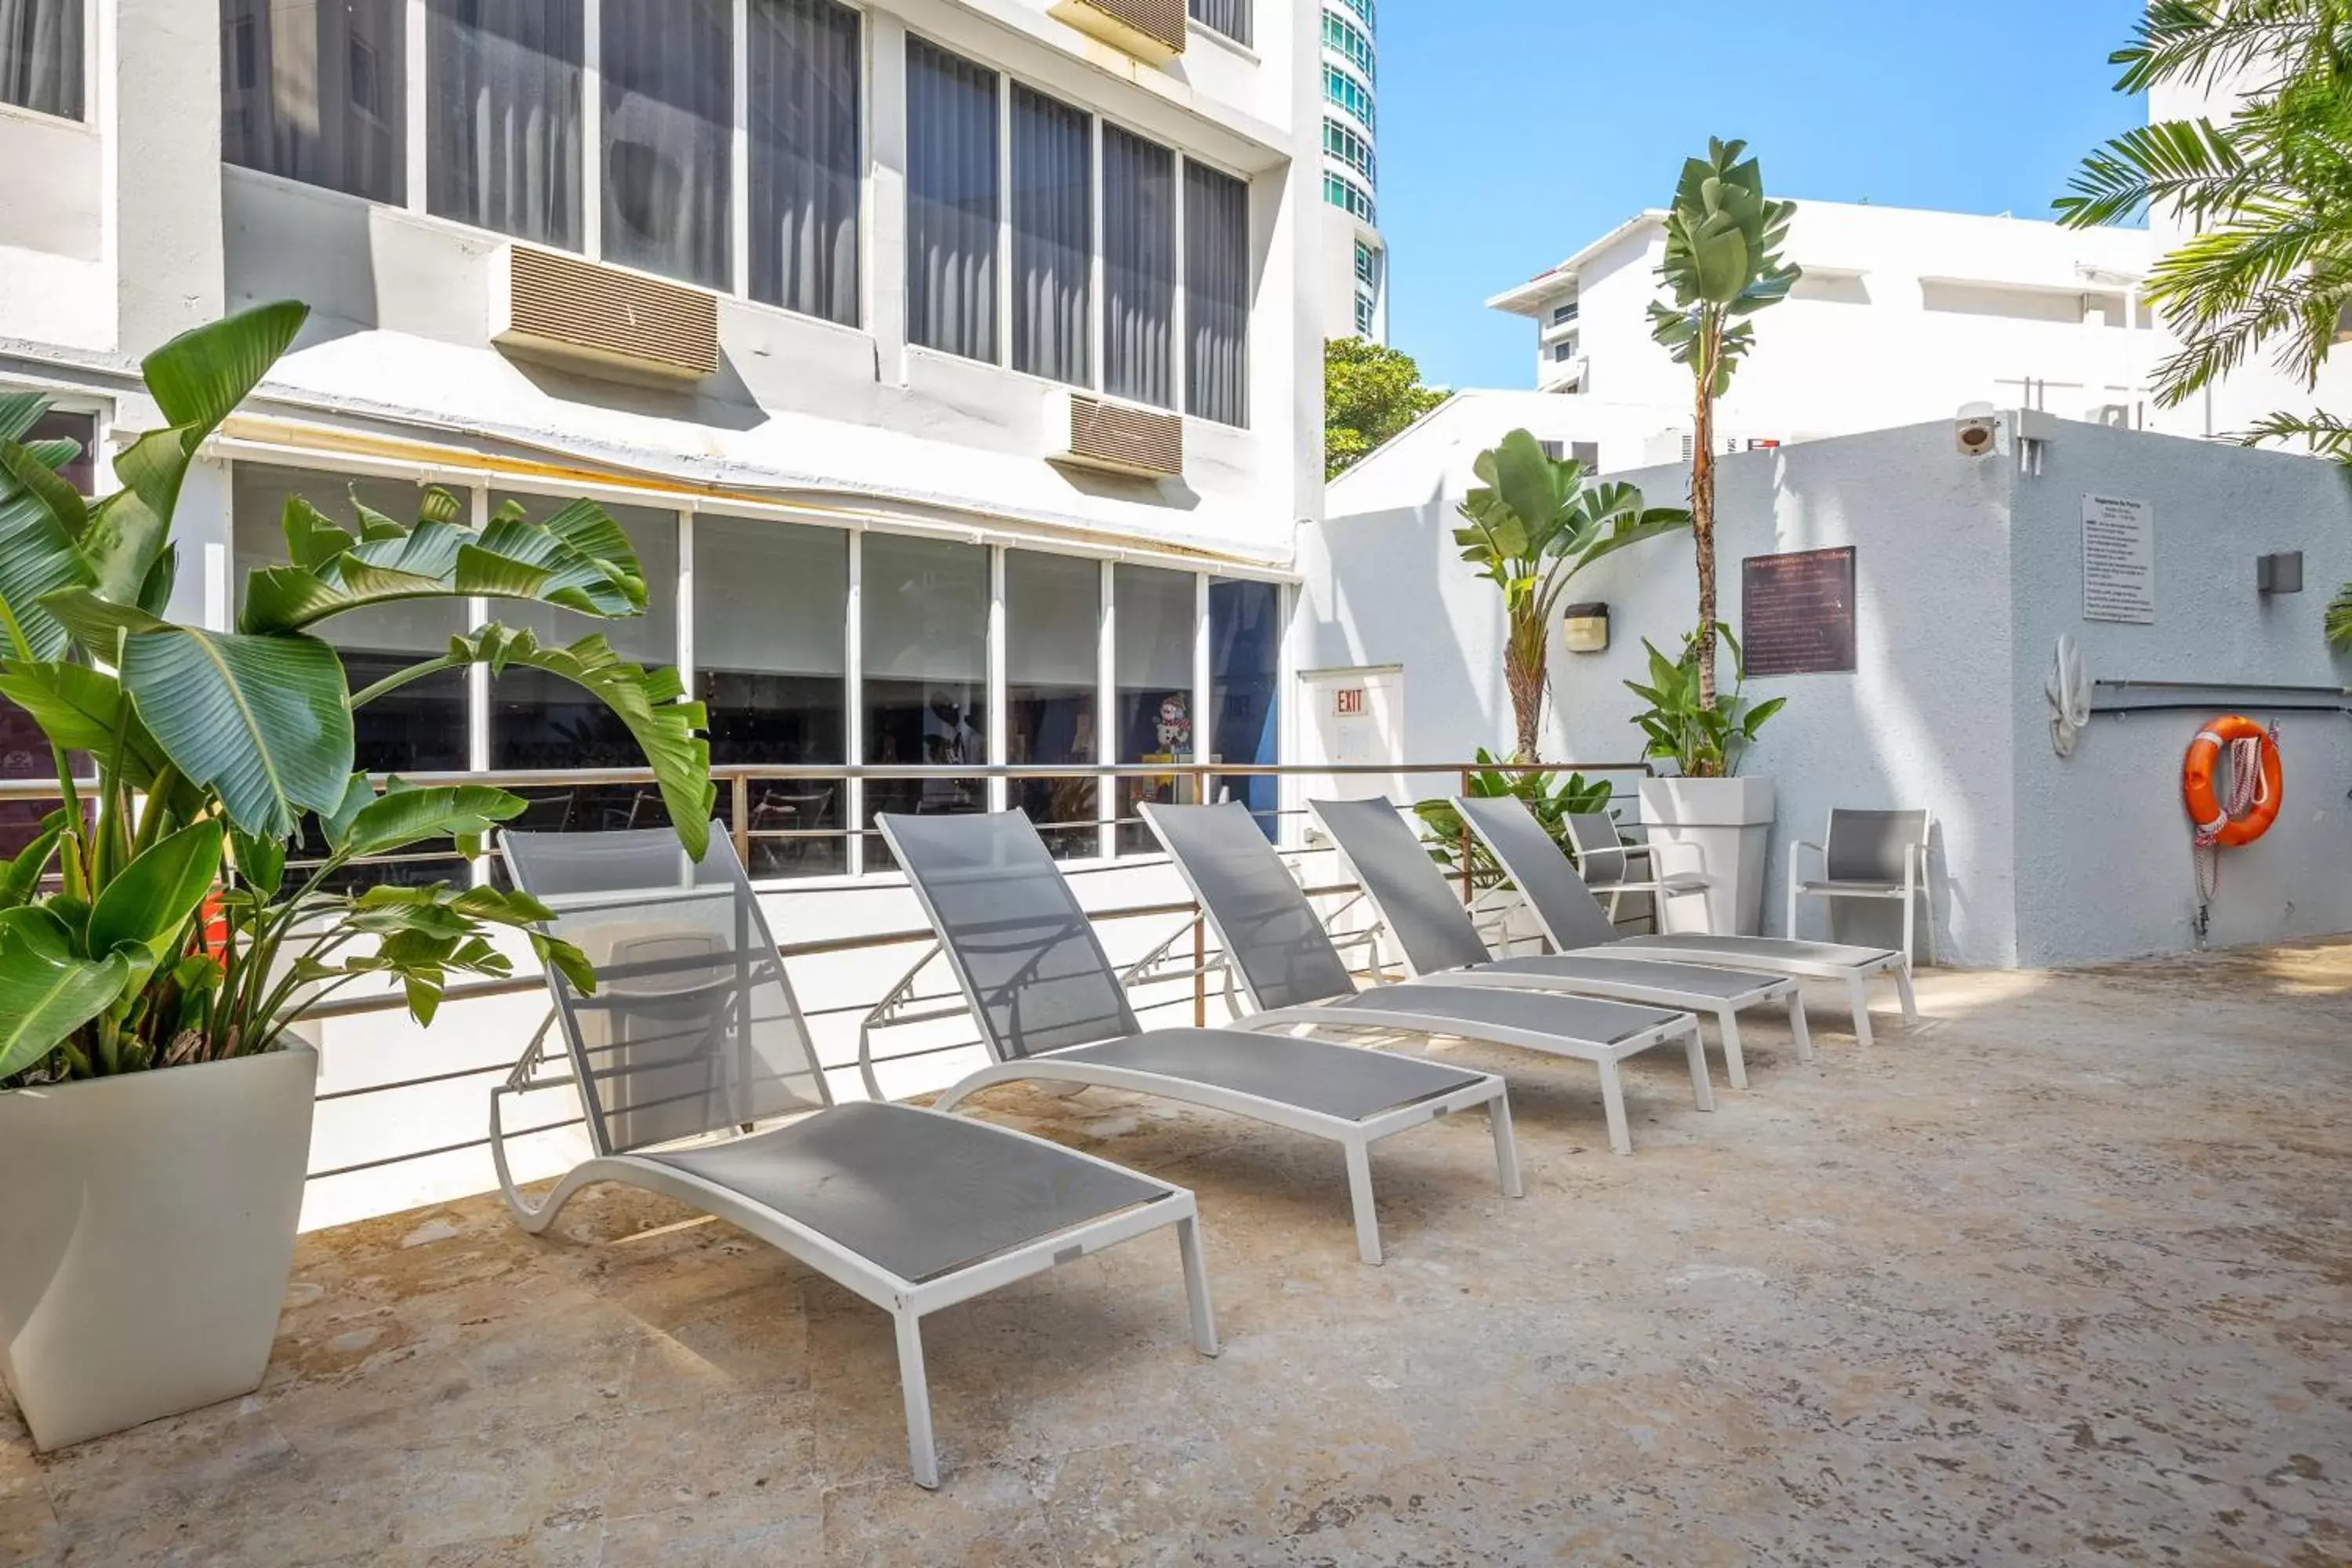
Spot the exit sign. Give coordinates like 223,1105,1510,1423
1334,688,1366,717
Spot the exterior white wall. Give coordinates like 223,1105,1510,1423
0,0,1332,1231
1305,413,2352,971
1495,201,2158,443
2003,419,2352,966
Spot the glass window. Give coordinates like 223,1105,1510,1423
1187,0,1251,47
1010,85,1091,387
1323,169,1375,226
861,533,988,861
601,0,731,289
1185,161,1248,426
749,0,862,326
1209,579,1281,839
696,517,849,878
233,466,471,887
0,0,81,120
426,0,584,250
27,409,94,494
906,38,998,363
1323,64,1374,133
221,0,407,203
1113,564,1193,852
1321,10,1375,84
1006,552,1100,860
488,496,680,832
1103,125,1176,410
1354,291,1374,337
1323,118,1374,185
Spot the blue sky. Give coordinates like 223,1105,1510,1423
1378,1,2152,390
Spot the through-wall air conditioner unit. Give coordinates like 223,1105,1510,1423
1049,390,1185,479
1048,0,1186,64
490,245,720,382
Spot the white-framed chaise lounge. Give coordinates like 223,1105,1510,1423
1448,793,1920,1048
872,808,1537,1266
492,825,1219,1490
1297,795,1811,1087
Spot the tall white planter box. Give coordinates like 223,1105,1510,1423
1638,776,1777,936
0,1047,317,1450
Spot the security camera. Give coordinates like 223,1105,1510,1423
1955,402,2000,458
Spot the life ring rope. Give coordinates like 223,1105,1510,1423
2183,715,2282,903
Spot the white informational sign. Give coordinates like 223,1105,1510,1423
2082,495,2156,625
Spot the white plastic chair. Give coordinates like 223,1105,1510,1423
1785,808,1936,966
1561,811,1715,931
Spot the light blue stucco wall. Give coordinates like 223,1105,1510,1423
1300,413,2352,968
2004,421,2352,967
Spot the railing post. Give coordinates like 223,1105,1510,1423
731,773,751,869
1458,767,1475,909
1192,912,1207,1026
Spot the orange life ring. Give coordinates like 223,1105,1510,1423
2183,715,2282,849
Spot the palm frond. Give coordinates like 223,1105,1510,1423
2327,579,2352,650
2238,408,2352,456
2111,0,2350,96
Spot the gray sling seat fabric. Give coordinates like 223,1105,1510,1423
876,808,1526,1265
1316,982,1686,1047
1471,953,1781,1000
1447,793,1918,1050
1609,933,1892,968
643,1100,1172,1285
495,825,1221,1490
1055,1030,1489,1123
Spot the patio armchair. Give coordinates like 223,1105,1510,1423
492,826,1219,1490
1561,810,1714,931
1785,808,1937,966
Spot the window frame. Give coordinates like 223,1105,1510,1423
0,0,93,125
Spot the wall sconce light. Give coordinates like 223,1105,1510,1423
2257,552,2304,595
1563,601,1610,653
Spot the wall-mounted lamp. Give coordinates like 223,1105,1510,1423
2257,551,2304,595
1563,601,1610,653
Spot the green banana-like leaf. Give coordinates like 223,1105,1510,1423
85,819,223,965
0,659,171,786
239,491,644,634
0,818,65,911
339,783,528,858
118,625,354,839
230,827,289,902
0,453,97,661
0,437,87,539
0,906,130,1082
445,626,713,856
1488,430,1563,550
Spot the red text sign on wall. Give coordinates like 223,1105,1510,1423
1334,688,1367,717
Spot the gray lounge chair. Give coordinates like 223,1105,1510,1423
1447,793,1920,1048
1144,800,1766,1113
1298,804,1806,1086
873,809,1529,1265
492,826,1218,1490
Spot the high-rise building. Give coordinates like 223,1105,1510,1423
1317,0,1385,342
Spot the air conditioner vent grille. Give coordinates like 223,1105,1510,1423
1049,0,1186,61
493,246,720,380
1057,393,1185,477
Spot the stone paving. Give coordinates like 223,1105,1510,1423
3,940,2349,1566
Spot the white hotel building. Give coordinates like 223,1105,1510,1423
0,0,1329,1222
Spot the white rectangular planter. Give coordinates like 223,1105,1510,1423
0,1047,317,1450
1638,776,1777,937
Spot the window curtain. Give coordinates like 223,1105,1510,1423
1186,0,1251,48
220,0,406,203
1103,125,1174,409
601,0,731,289
750,0,861,326
1010,85,1090,387
906,40,998,363
426,0,582,249
0,0,80,119
1185,162,1250,426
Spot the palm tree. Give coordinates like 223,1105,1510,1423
1452,430,1690,762
1646,140,1800,706
2056,0,2352,455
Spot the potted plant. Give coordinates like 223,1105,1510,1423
1451,429,1688,763
1625,626,1784,935
1642,138,1799,933
0,302,713,1450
